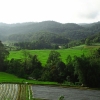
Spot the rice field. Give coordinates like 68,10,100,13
0,72,55,100
8,47,89,65
0,83,32,100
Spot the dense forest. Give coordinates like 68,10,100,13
0,41,100,88
1,21,100,49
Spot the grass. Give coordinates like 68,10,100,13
0,72,25,83
8,47,90,66
0,72,57,85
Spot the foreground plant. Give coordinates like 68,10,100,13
59,95,64,100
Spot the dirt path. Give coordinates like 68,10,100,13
32,85,100,100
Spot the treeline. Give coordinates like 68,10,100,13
1,41,100,88
9,31,100,50
10,32,69,50
13,41,68,50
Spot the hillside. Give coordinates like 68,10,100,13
0,72,25,83
0,21,83,35
0,21,100,42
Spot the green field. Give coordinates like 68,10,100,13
0,72,26,83
8,48,90,65
0,72,57,85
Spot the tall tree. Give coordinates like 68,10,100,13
46,50,62,82
0,41,9,71
29,55,42,79
66,55,78,83
47,50,61,66
74,52,100,87
21,50,42,79
85,38,91,45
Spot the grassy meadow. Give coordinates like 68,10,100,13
8,45,91,65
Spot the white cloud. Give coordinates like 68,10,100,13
76,0,100,22
0,0,100,23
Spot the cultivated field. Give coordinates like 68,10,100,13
0,83,32,100
8,47,90,65
0,72,55,100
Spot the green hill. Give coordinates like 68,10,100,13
0,72,25,83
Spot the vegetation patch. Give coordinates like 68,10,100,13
8,48,89,65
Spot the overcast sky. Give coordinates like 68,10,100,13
0,0,100,24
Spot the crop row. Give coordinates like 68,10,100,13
0,84,32,100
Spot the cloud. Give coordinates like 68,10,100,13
79,10,99,19
0,0,100,23
77,0,100,20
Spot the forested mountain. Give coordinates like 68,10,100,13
85,32,100,45
79,21,100,27
0,21,100,43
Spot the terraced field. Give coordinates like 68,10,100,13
0,84,32,100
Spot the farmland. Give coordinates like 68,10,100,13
0,84,32,100
8,46,90,65
0,72,32,100
1,45,100,100
0,72,57,100
0,72,57,85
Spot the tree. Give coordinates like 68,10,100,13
29,55,42,80
74,53,100,88
43,61,66,83
7,59,25,78
47,50,61,66
21,50,43,79
85,38,91,45
21,50,32,76
0,41,9,71
91,48,100,58
74,55,89,85
43,51,61,82
45,51,67,83
66,55,78,83
56,61,66,83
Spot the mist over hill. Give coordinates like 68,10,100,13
0,21,100,42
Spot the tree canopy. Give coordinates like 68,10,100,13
0,41,9,71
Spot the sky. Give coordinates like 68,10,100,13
0,0,100,24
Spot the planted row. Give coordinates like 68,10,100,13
0,84,32,100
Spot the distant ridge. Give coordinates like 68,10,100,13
0,21,100,42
